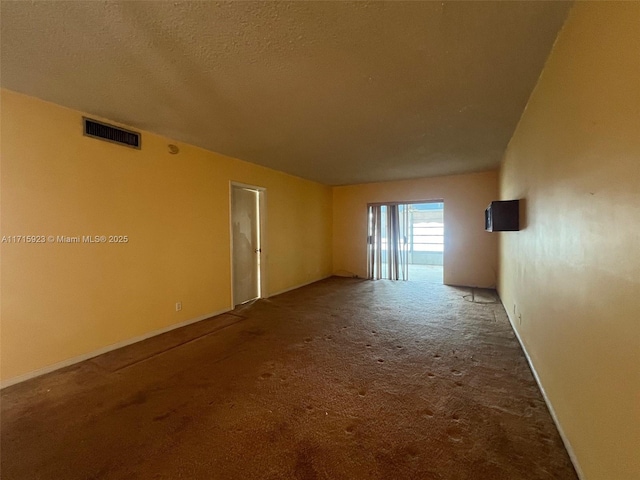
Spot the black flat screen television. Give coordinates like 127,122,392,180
485,200,519,232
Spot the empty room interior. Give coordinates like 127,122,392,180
1,2,638,480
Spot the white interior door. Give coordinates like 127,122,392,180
231,186,261,305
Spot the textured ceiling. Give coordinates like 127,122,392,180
1,1,570,185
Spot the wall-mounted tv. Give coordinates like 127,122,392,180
485,200,519,232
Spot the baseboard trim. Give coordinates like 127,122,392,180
267,275,333,298
501,299,585,480
0,308,231,390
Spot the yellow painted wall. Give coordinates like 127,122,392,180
498,3,640,479
333,171,498,287
0,89,333,383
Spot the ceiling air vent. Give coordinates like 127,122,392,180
83,117,141,149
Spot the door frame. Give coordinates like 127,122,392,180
229,182,267,308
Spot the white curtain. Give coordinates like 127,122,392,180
367,204,408,281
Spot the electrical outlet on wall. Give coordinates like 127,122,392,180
513,304,522,325
175,302,182,312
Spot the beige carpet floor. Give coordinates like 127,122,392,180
1,277,578,479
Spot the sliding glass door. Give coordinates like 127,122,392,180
367,201,444,282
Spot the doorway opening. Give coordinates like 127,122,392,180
230,183,265,306
367,201,443,283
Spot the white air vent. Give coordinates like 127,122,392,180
83,117,141,149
